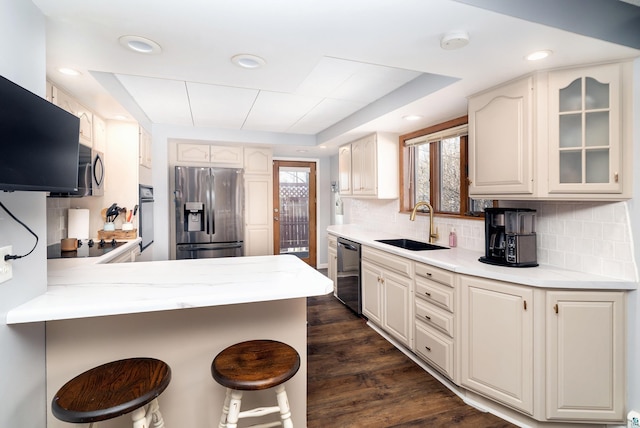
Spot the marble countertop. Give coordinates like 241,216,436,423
7,254,333,324
328,224,637,290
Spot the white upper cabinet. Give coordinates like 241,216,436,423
338,132,398,199
176,143,243,167
548,63,624,195
468,61,632,201
51,85,93,147
468,76,533,196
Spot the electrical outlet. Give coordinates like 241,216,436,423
0,246,12,284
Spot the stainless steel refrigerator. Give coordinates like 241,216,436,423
174,166,244,259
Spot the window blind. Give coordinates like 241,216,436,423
405,124,468,146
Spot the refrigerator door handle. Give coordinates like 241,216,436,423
210,173,215,236
205,172,211,235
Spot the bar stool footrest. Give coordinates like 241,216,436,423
238,405,281,419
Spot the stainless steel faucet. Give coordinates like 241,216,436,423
410,201,439,244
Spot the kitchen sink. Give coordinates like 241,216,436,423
375,239,448,251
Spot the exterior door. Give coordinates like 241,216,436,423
273,160,317,267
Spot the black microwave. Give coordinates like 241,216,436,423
49,144,104,197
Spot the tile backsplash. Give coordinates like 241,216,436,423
341,197,637,281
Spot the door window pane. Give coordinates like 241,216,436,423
585,111,609,147
559,151,582,183
586,149,609,183
559,79,582,112
279,167,310,257
585,77,609,110
559,114,582,148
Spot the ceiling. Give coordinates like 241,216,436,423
33,0,640,157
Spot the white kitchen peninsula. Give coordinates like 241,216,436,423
7,254,332,428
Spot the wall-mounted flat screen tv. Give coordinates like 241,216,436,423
0,75,80,192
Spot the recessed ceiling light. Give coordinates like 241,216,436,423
525,50,552,61
231,54,266,69
440,31,470,50
403,115,423,121
119,35,162,54
58,67,81,76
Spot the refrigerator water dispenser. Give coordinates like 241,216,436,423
184,202,204,232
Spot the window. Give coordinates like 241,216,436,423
400,116,493,218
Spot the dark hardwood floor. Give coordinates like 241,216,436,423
307,294,516,428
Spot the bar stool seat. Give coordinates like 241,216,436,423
52,357,171,427
212,340,300,428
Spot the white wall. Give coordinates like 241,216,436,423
0,1,48,426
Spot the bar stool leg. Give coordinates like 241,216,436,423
218,388,232,428
131,398,165,428
225,389,243,428
275,384,293,428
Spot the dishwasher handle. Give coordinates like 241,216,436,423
338,241,359,252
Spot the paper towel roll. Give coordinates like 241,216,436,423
68,209,90,240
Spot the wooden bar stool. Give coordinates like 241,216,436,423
51,357,171,428
211,340,300,428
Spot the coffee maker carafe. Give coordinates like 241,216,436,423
480,208,538,267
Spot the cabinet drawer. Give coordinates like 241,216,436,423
362,246,412,278
415,277,454,312
415,262,455,287
328,236,337,248
415,320,454,379
415,299,454,337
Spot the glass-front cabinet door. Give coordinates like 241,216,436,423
548,63,622,194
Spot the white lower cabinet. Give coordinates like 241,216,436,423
413,262,456,381
328,236,337,293
351,243,628,426
460,275,534,415
361,247,412,347
546,291,626,422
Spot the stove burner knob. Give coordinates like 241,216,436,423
110,239,117,247
88,239,94,247
99,239,106,247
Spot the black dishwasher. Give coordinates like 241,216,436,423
336,237,361,315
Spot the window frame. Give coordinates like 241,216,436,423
399,115,488,219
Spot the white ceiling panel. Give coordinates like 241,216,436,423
244,92,323,133
287,98,365,134
187,82,258,129
116,75,192,125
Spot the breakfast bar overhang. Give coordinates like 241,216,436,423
7,255,333,428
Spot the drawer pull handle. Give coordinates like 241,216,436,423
425,346,431,352
424,291,431,297
426,272,432,276
424,315,431,321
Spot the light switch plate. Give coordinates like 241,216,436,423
0,246,12,284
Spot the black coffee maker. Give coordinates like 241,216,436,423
480,208,538,267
